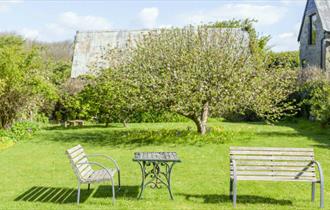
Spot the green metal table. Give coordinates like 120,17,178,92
133,152,181,200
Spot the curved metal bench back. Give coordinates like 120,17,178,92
230,147,316,182
66,145,94,182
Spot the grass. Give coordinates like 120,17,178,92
0,119,329,210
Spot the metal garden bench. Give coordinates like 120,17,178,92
230,147,324,208
66,145,120,204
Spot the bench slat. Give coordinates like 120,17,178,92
235,176,317,182
77,163,89,172
234,161,314,167
66,145,82,154
230,147,313,152
232,156,314,161
231,171,315,177
230,151,314,156
67,148,85,159
230,166,315,172
80,167,93,179
71,153,86,163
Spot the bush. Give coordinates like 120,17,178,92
298,67,330,127
10,121,40,141
266,51,300,69
306,81,330,127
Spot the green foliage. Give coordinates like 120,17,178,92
104,24,297,134
0,34,56,128
296,68,330,127
266,51,300,69
10,121,41,140
0,120,40,143
304,80,330,127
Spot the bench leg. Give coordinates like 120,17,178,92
111,178,115,204
88,183,91,190
229,179,233,200
320,180,324,208
233,180,237,208
77,182,81,205
312,182,315,202
118,170,121,190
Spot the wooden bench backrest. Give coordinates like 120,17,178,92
230,147,316,182
66,145,93,181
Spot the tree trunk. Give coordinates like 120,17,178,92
193,102,209,135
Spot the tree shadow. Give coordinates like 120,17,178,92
275,120,330,149
14,185,140,204
179,193,292,206
14,186,92,204
45,124,122,131
43,128,197,148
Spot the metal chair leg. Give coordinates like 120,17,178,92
88,183,91,191
118,170,121,190
320,180,324,208
230,179,233,200
233,180,237,208
111,178,115,204
312,182,315,201
77,182,81,205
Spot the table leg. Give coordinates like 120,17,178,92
137,161,146,199
136,161,177,200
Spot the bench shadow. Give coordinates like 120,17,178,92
179,193,292,206
93,185,139,199
14,185,139,204
14,186,91,204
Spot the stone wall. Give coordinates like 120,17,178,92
299,0,325,69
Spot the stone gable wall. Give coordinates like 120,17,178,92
299,0,325,69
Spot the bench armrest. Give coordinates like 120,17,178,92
86,154,120,171
312,160,324,183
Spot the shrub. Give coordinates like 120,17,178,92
298,67,330,126
10,121,40,141
266,51,300,69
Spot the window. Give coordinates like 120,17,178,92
309,14,317,45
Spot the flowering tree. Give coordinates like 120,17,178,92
102,25,297,134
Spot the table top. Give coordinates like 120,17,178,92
133,152,181,162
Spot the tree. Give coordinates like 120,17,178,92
104,25,295,134
83,69,142,127
0,35,56,128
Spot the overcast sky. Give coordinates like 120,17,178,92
0,0,307,51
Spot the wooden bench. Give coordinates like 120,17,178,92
65,120,84,127
230,147,324,208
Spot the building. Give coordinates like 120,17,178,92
71,29,249,78
298,0,330,71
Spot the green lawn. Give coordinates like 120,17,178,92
0,119,329,210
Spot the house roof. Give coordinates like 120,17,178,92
71,29,249,78
298,0,330,41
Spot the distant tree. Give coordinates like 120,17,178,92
106,25,297,134
0,35,56,128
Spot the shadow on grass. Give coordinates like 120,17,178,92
41,127,228,147
14,185,139,204
93,185,139,199
45,124,122,131
179,193,292,206
275,120,330,149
